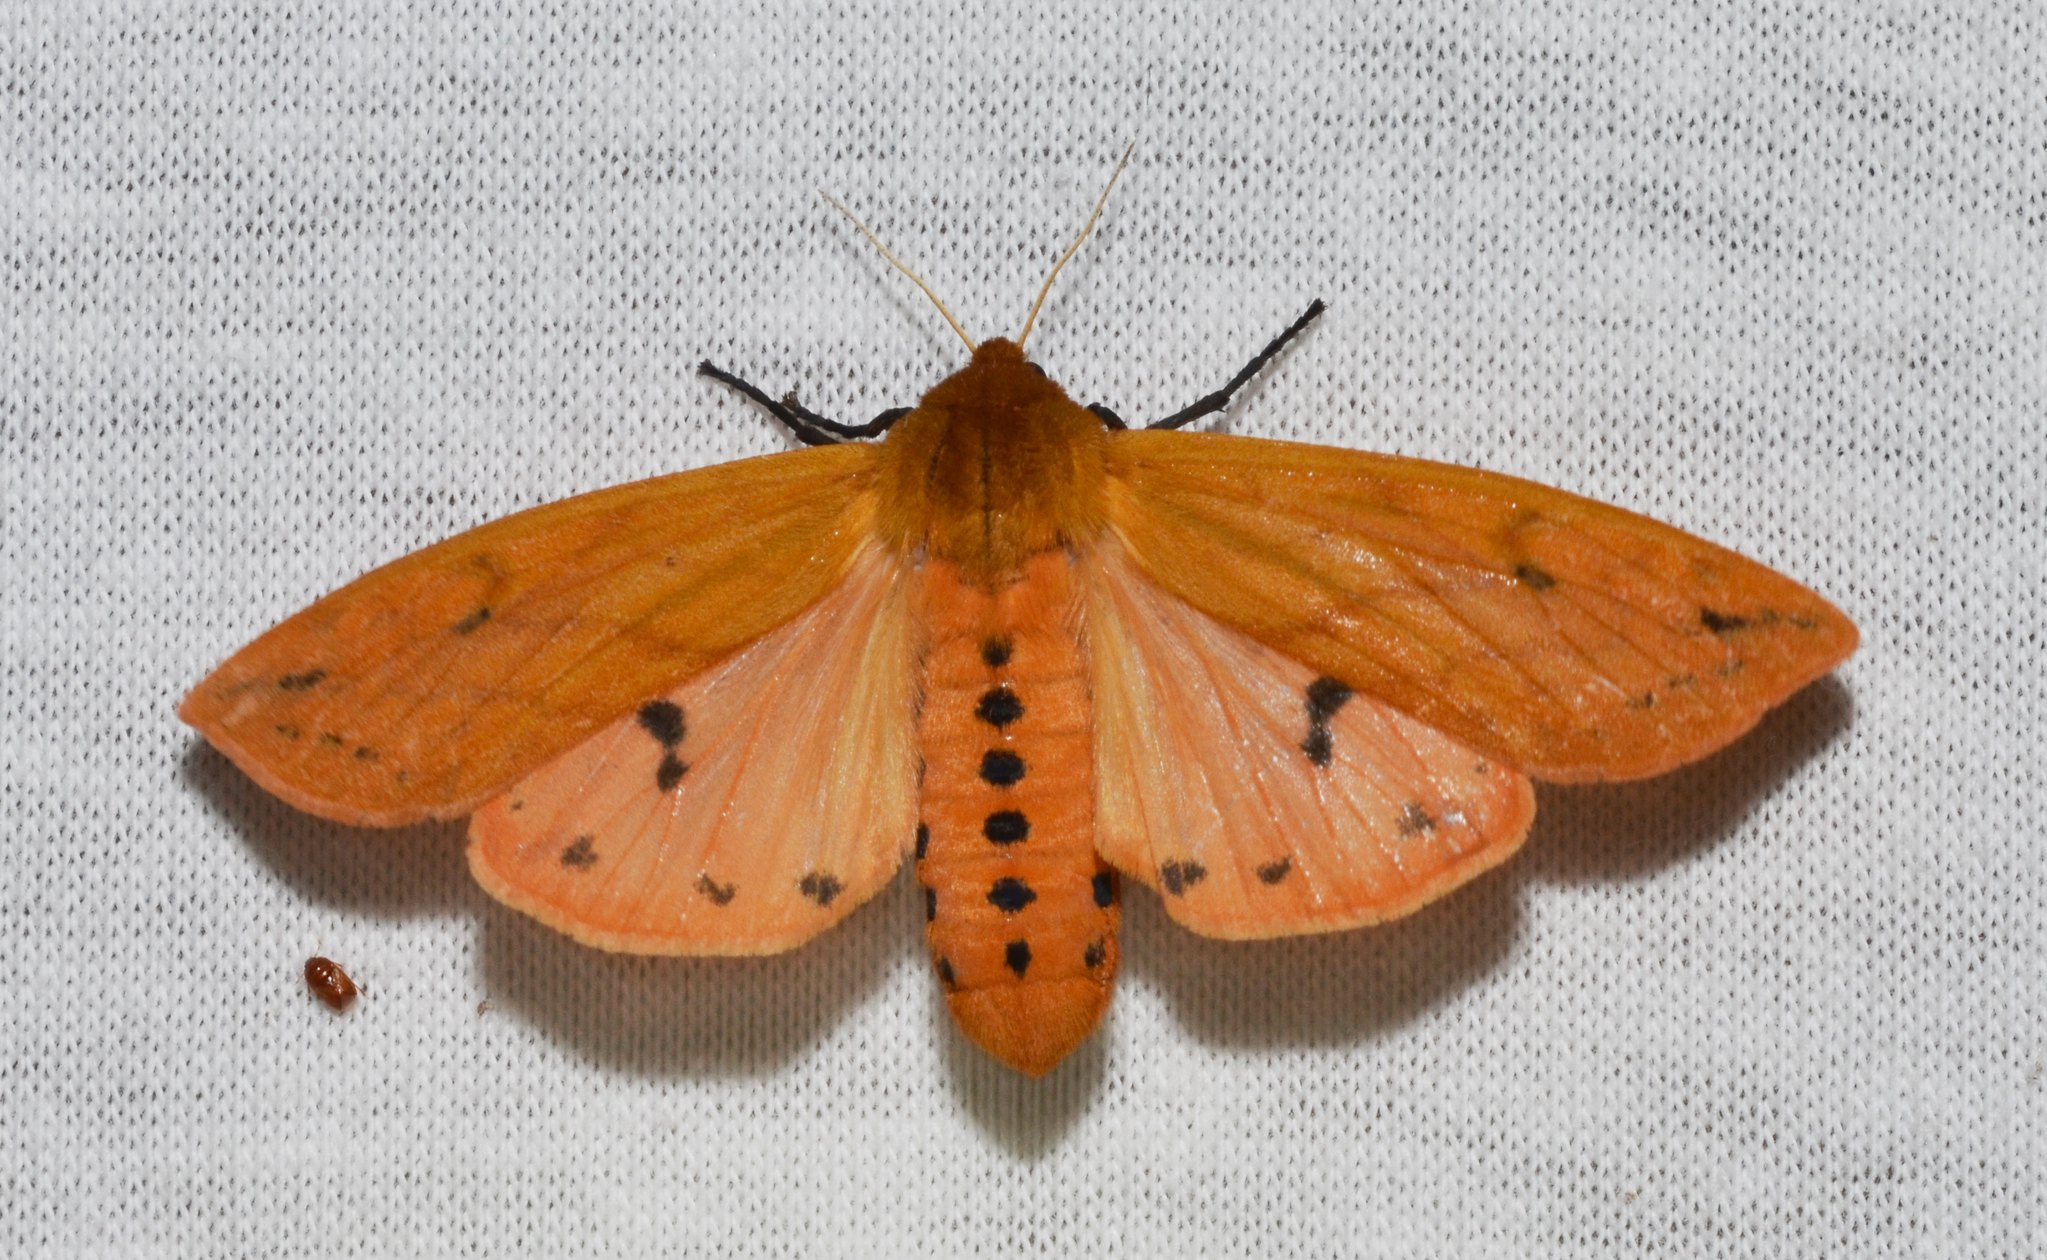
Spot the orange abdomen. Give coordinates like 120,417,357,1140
915,552,1119,1076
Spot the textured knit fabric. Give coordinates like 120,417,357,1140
4,3,2041,1256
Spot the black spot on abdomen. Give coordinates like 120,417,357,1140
987,877,1037,913
983,810,1030,845
974,686,1024,728
978,749,1025,787
1003,940,1032,977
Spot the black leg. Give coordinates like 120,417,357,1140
1144,300,1326,431
697,361,910,445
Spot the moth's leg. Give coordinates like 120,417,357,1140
696,362,910,445
1145,300,1327,431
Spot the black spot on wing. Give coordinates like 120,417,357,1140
1300,676,1353,768
1700,607,1751,635
1004,939,1033,977
561,836,598,869
798,871,843,907
274,724,300,741
987,877,1037,913
1256,857,1293,885
453,606,492,635
353,746,378,761
694,874,736,906
1514,563,1558,591
924,885,936,921
975,686,1024,728
1159,860,1207,896
655,754,689,793
914,822,930,860
636,700,686,747
1397,803,1437,836
278,669,326,691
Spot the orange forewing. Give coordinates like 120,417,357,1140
468,546,919,954
1085,540,1534,937
181,444,879,826
1103,430,1857,784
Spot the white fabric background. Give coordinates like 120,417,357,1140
4,2,2041,1255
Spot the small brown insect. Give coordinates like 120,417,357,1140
303,956,359,1011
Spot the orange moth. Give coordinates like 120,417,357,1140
185,158,1857,1076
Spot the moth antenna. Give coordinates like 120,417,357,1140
820,191,976,352
1016,142,1135,350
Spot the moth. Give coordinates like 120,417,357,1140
185,169,1857,1075
304,956,360,1012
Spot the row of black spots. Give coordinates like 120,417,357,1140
1300,676,1353,767
1154,857,1290,893
932,935,1108,987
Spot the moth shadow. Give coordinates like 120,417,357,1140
1522,675,1857,885
1127,872,1522,1052
935,987,1108,1157
181,740,476,919
1133,675,1856,1054
476,881,911,1080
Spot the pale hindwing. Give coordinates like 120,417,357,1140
1085,541,1536,939
467,546,921,955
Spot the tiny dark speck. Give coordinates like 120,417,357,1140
1160,859,1207,896
1084,939,1107,969
508,799,523,811
453,606,492,635
561,835,598,869
694,873,737,906
1514,562,1558,591
980,636,1013,668
1397,803,1438,836
1257,857,1293,885
273,723,300,741
353,746,378,761
1627,692,1656,710
1700,607,1751,635
1004,939,1033,976
278,669,326,691
798,871,843,907
319,731,345,747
